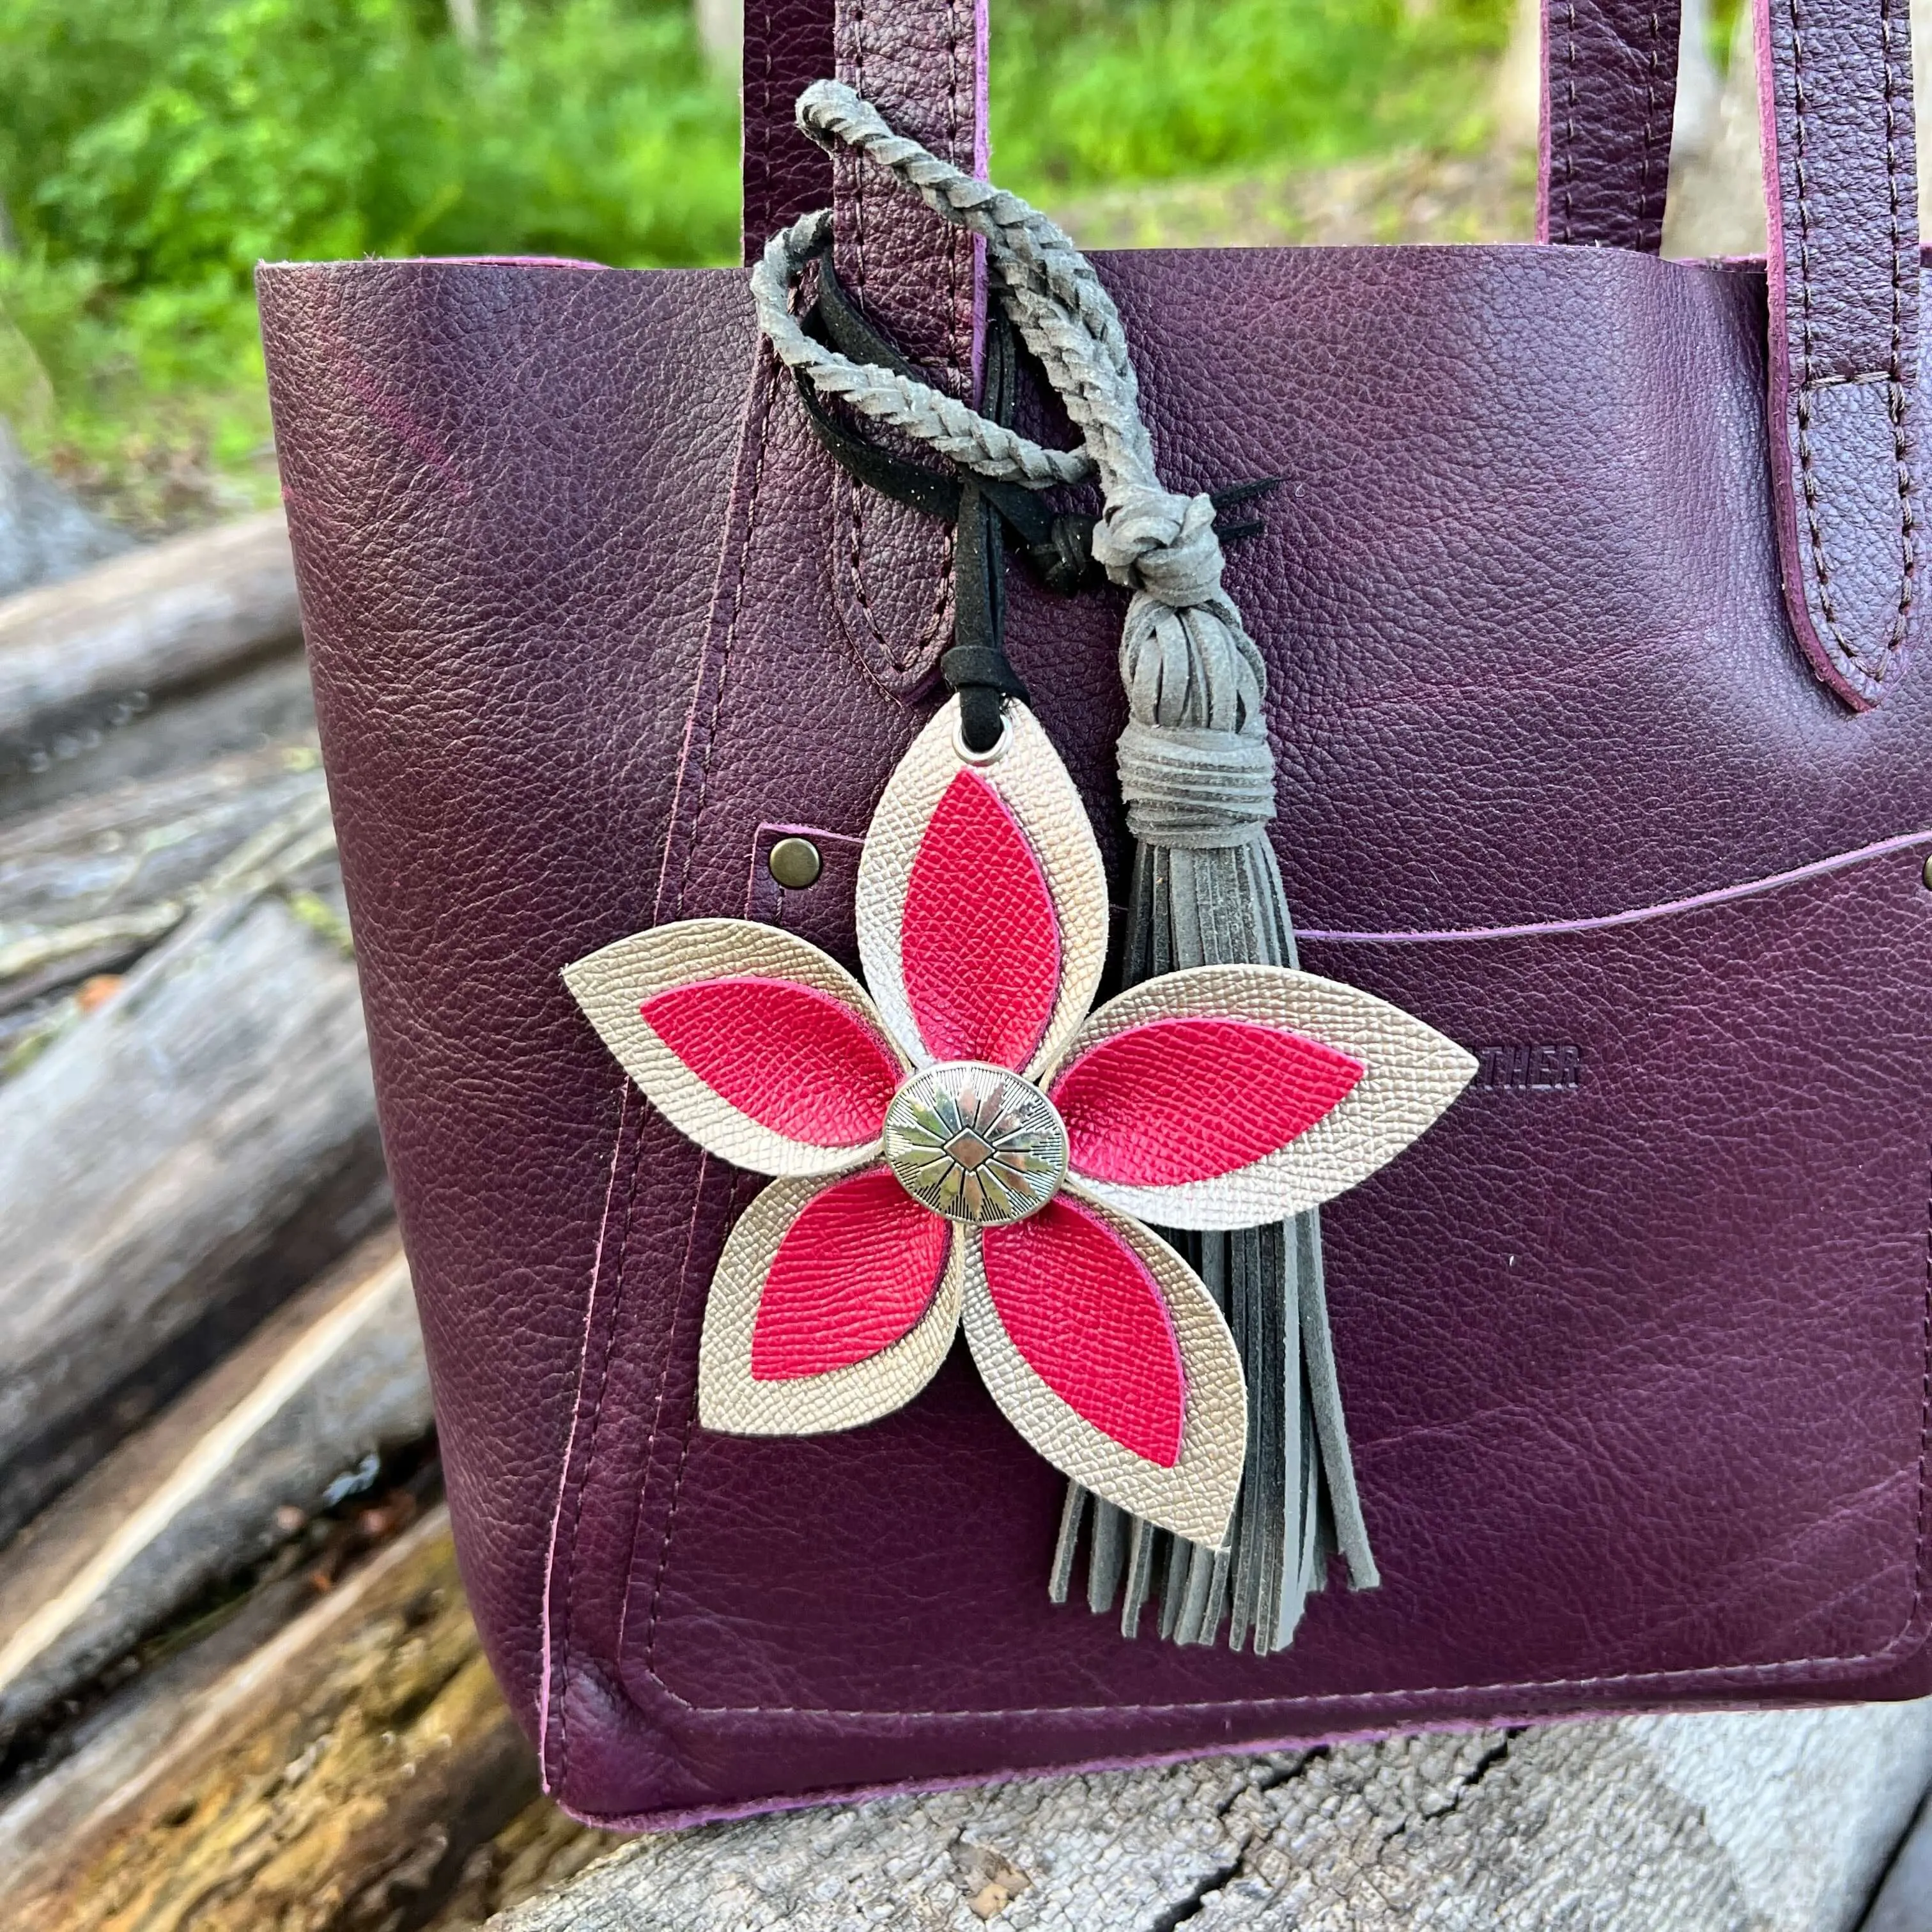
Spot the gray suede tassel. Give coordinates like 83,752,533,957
1047,491,1379,1650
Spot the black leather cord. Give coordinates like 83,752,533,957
947,314,1029,752
791,249,1278,750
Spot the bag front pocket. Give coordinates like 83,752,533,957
571,828,1932,1797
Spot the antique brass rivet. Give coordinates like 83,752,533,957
768,837,823,890
1922,853,1932,892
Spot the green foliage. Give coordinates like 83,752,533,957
0,0,1519,530
0,0,738,526
989,0,1517,194
0,0,738,282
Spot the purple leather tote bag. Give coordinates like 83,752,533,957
257,0,1932,1828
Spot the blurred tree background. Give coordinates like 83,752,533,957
0,0,1742,534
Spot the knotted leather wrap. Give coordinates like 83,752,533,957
1102,486,1279,851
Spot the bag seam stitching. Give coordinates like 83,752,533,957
552,344,778,1788
554,1084,646,1788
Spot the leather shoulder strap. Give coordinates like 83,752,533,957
749,0,1692,261
1756,0,1919,706
743,0,838,262
1538,0,1685,252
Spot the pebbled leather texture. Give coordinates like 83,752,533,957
1538,0,1685,252
1051,1016,1365,1188
1051,967,1476,1233
978,1194,1187,1468
261,235,1932,1823
830,0,986,696
699,1168,964,1432
858,699,1108,1082
899,769,1061,1068
1756,0,1920,706
256,0,1932,1825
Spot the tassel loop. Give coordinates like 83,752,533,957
1119,597,1269,734
1092,486,1226,606
1112,493,1276,851
1117,722,1275,849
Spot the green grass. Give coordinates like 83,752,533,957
0,0,1516,533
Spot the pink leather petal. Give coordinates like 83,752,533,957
1052,1017,1365,1187
979,1196,1184,1467
900,770,1061,1069
751,1168,954,1380
640,977,899,1148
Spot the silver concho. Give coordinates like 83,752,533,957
882,1063,1068,1225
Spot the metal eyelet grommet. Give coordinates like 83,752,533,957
952,713,1014,768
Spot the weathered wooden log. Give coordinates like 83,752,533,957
0,653,318,825
0,1230,430,1750
0,511,301,788
427,1801,627,1931
495,1703,1932,1932
0,421,134,601
4,1508,540,1932
1864,1788,1932,1931
0,862,385,1544
0,1529,330,1873
13,1497,1922,1932
0,741,326,1007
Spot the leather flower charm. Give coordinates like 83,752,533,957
566,701,1474,1544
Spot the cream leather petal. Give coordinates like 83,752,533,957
856,697,1108,1078
563,919,908,1177
699,1174,964,1435
1047,964,1478,1230
961,1189,1246,1547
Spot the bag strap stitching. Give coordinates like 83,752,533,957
1783,0,1915,695
836,0,973,681
1559,3,1572,242
1639,5,1664,236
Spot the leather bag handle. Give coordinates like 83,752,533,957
1540,0,1919,705
743,0,839,264
741,0,1918,709
1752,0,1919,705
743,0,1693,261
1538,0,1685,252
